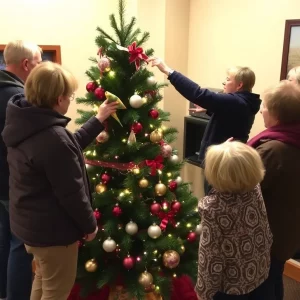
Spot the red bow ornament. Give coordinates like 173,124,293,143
159,211,176,230
128,41,148,70
145,155,164,176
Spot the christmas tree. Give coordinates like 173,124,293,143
74,1,200,299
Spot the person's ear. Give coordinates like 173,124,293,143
21,59,29,72
237,81,243,91
57,95,64,106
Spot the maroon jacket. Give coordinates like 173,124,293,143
2,94,103,247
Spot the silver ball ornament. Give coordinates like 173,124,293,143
147,76,156,86
170,154,179,163
102,237,117,252
129,95,144,108
196,224,203,235
147,224,162,239
125,221,138,235
175,176,183,184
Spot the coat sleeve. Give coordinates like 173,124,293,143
169,71,242,114
195,199,224,300
73,117,104,150
256,143,281,195
40,138,97,235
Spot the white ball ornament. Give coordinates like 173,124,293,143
175,176,183,184
196,224,203,235
102,237,117,252
147,76,156,86
129,95,144,108
170,154,179,164
125,221,138,235
148,224,162,239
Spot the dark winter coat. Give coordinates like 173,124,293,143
248,123,300,261
168,71,261,163
0,70,24,201
2,94,104,247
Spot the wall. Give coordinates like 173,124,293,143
0,0,138,131
189,0,300,137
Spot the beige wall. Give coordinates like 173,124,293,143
188,0,300,138
0,0,137,131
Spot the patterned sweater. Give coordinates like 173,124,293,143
195,185,273,300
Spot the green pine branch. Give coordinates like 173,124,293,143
109,14,123,44
136,31,150,46
96,26,117,44
124,17,137,44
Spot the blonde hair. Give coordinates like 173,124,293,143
25,61,78,108
287,66,300,85
263,80,300,124
4,40,42,65
204,141,265,193
227,66,255,92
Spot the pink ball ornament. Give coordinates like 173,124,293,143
161,143,172,158
98,56,111,72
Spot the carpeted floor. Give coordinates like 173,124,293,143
284,275,300,300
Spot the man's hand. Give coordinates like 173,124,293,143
189,104,207,113
85,226,98,242
147,57,172,76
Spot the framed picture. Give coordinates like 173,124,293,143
0,44,61,70
280,19,300,80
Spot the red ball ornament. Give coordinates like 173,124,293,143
169,181,178,192
123,256,135,269
150,202,162,215
171,201,181,213
131,122,143,134
93,210,101,220
148,109,159,119
94,87,106,100
112,206,122,217
101,173,111,184
86,81,98,93
187,232,197,242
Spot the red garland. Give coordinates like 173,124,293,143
86,155,164,175
158,210,176,230
85,159,137,171
128,41,148,70
145,155,164,176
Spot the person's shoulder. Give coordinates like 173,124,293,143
257,140,287,154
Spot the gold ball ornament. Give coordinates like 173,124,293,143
133,167,140,175
95,183,107,194
155,182,167,196
180,245,185,254
162,250,180,269
96,131,110,143
138,271,154,288
85,259,98,272
150,130,163,143
139,178,149,188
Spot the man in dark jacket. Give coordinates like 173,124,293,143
148,57,261,194
0,40,42,300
